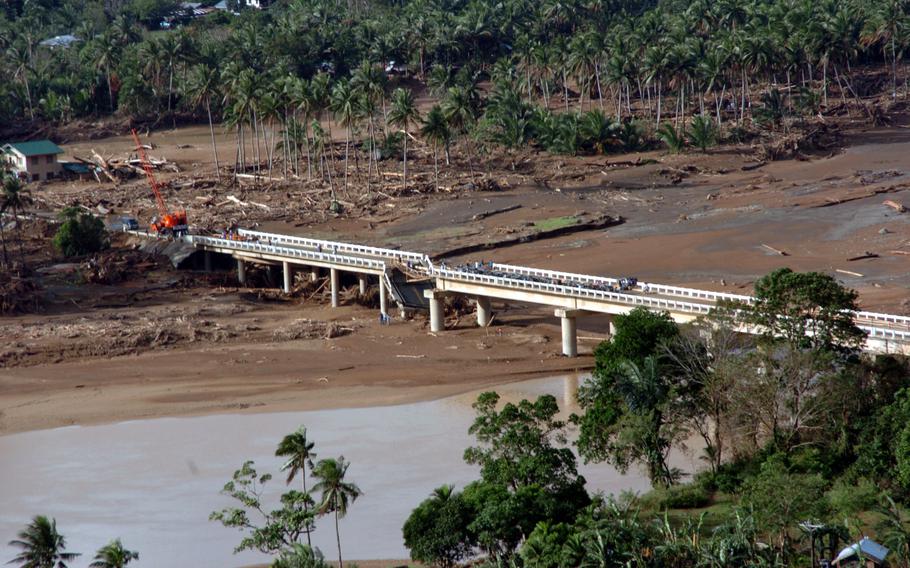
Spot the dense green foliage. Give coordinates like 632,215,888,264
52,207,109,258
402,269,910,566
2,0,908,185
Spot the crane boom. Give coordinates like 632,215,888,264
131,129,168,219
130,129,188,236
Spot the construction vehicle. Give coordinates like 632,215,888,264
131,129,188,236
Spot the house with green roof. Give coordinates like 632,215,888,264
2,140,64,182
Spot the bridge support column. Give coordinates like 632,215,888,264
379,279,388,317
424,290,446,333
282,261,293,294
555,309,580,357
476,296,492,327
237,259,246,286
330,268,339,308
608,316,617,337
359,275,368,295
204,251,213,272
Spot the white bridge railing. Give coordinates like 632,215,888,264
237,229,427,264
432,267,715,316
187,235,387,271
169,230,910,344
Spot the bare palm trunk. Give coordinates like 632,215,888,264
402,127,408,191
343,128,350,194
206,100,221,182
0,223,8,266
106,66,115,112
301,475,312,547
335,507,343,568
433,143,439,191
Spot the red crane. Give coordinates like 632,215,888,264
131,129,188,236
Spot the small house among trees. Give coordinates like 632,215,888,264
2,140,64,182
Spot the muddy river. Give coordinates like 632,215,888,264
0,375,699,567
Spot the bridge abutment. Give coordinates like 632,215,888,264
555,308,580,357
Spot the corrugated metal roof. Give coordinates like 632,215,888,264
3,140,64,156
834,537,889,564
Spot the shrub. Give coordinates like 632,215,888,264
826,478,879,518
657,123,685,153
53,208,109,258
688,114,717,152
658,484,711,509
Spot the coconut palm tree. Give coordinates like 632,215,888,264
388,88,421,191
420,105,451,190
1,176,32,265
7,44,34,119
441,83,481,178
89,539,138,568
330,80,360,194
276,426,317,547
8,515,80,568
312,457,362,568
186,64,222,182
89,32,120,112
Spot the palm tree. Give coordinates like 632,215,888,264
441,84,481,179
276,426,317,547
420,105,451,190
1,176,32,265
186,64,222,182
7,44,34,119
89,539,138,568
90,32,120,112
863,0,907,99
330,80,360,194
8,515,80,568
312,457,362,568
387,88,420,191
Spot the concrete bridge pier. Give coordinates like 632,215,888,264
359,275,368,295
379,279,388,317
555,308,580,357
237,259,246,286
330,268,340,307
476,296,492,327
282,261,293,293
424,290,446,332
203,251,213,272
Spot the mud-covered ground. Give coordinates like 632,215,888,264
2,107,909,434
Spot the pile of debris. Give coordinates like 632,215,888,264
73,148,179,184
0,276,41,314
80,249,162,285
272,319,356,341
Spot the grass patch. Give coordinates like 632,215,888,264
533,216,579,231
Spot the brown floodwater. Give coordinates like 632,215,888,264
0,374,699,567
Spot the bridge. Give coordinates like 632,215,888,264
135,228,910,357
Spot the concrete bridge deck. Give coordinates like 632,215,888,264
130,228,910,356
